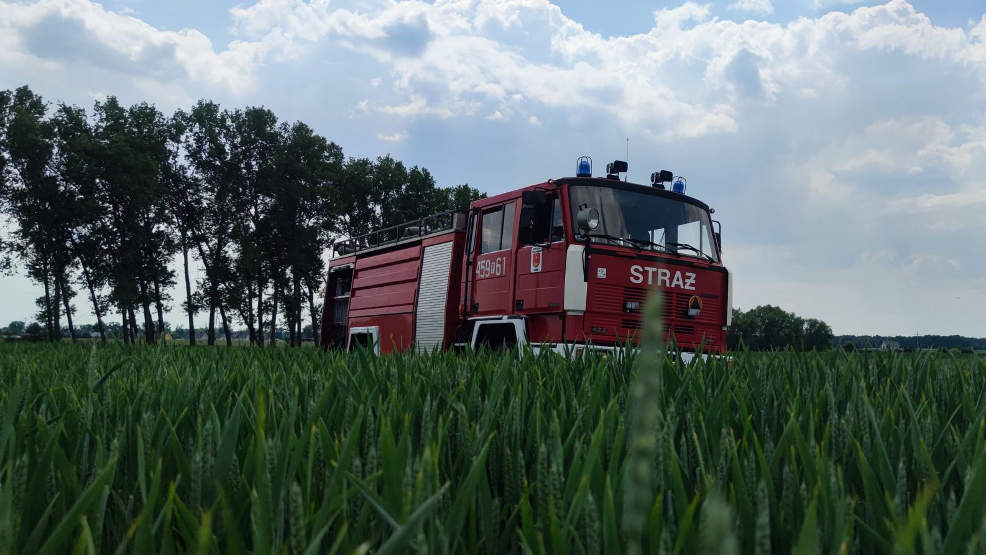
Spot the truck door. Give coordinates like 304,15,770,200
515,191,566,314
467,200,516,316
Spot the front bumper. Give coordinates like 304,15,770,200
529,342,728,364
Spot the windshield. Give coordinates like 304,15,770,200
569,185,719,262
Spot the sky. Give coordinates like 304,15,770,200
0,0,985,336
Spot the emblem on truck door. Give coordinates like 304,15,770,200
531,247,542,273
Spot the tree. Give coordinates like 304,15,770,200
166,110,202,345
0,91,12,277
23,321,44,341
803,318,834,351
89,97,177,344
3,321,25,335
430,183,486,213
727,305,833,351
337,157,379,242
271,121,343,346
228,106,282,345
182,100,237,345
0,86,78,342
52,102,108,341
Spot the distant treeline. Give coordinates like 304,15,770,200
833,335,986,351
0,85,483,346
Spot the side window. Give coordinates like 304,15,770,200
481,208,504,253
466,213,477,253
521,195,560,246
501,202,515,250
549,197,564,242
330,267,353,325
480,202,516,253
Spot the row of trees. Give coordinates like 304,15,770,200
726,304,834,351
0,85,482,346
834,335,986,351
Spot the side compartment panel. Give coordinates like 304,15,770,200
415,241,454,352
349,246,422,316
349,314,413,354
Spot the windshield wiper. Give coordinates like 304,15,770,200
624,237,667,252
667,241,716,263
585,233,637,247
585,235,714,262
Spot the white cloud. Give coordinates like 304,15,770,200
376,96,454,119
0,0,266,95
527,115,542,126
215,0,986,146
813,0,863,9
887,189,986,213
729,0,774,16
377,130,408,142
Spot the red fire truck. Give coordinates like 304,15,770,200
320,158,732,358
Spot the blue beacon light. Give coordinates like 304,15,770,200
576,156,592,177
671,176,687,194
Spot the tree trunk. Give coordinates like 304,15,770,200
139,281,155,344
219,305,232,345
51,270,63,342
153,277,165,339
128,306,139,343
60,281,76,341
293,274,303,346
256,282,265,347
270,285,279,346
305,276,320,347
287,277,297,347
42,263,54,341
208,302,216,346
142,300,155,344
182,238,196,345
194,241,216,345
244,283,256,344
80,262,106,342
121,307,129,344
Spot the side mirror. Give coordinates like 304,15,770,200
715,231,721,249
518,212,535,244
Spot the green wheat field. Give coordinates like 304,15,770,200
1,339,985,554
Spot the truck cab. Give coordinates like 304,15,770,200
459,170,730,355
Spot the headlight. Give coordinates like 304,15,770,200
577,206,599,233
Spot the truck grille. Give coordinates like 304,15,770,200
614,286,719,344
